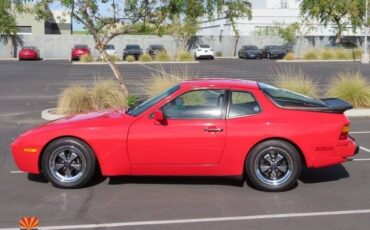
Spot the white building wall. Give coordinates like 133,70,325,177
198,0,364,37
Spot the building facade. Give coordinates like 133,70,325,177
15,9,71,35
197,0,364,37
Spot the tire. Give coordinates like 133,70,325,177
267,53,270,59
42,137,97,189
245,140,301,192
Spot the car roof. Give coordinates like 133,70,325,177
180,78,259,90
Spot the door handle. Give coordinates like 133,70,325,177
204,127,223,132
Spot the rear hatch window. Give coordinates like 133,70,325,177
259,83,327,107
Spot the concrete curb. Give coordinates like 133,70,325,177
277,59,360,63
72,61,200,65
345,109,370,117
215,57,238,59
41,108,370,121
41,108,66,121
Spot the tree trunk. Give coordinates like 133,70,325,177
8,36,14,58
233,35,239,56
101,49,129,96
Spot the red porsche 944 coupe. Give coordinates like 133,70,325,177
11,79,358,191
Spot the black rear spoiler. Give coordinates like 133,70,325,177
319,98,353,113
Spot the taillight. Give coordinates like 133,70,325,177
339,124,349,140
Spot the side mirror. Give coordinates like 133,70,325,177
154,110,165,124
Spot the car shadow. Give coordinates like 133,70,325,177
27,172,107,188
299,164,349,184
108,175,244,187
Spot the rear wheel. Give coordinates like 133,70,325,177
245,140,301,192
42,138,97,189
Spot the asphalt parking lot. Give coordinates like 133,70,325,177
0,59,370,229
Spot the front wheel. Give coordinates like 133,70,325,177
42,138,97,189
245,140,301,192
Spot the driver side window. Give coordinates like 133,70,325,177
162,89,225,119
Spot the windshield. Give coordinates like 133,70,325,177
199,44,211,48
74,44,88,49
105,44,115,50
266,46,282,50
259,83,327,107
126,45,140,50
128,85,180,116
246,46,259,50
150,45,163,49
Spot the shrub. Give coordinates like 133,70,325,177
334,49,351,60
177,51,194,61
283,52,295,60
125,55,135,62
57,85,93,114
303,50,319,60
101,55,119,62
155,51,171,62
57,80,129,115
139,53,152,62
90,80,127,110
215,51,223,57
321,49,336,60
327,71,370,108
352,48,363,60
144,66,195,97
127,95,140,107
273,67,318,97
80,53,94,62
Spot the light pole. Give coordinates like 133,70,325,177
362,0,369,64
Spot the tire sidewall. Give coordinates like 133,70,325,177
42,138,96,189
246,140,302,192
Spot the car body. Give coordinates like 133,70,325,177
11,79,358,191
326,42,358,49
261,45,287,59
104,44,117,56
238,46,263,59
71,44,91,60
123,44,143,60
192,44,214,59
18,46,40,61
146,44,166,57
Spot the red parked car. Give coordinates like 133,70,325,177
18,46,40,61
11,79,358,191
71,44,90,60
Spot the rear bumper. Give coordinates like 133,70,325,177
310,137,359,168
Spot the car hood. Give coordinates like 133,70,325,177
46,109,128,126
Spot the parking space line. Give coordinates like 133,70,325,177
350,131,370,134
352,159,370,161
1,209,370,230
360,146,370,153
10,170,24,174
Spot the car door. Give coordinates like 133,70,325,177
127,89,227,165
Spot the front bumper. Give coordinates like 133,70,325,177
11,137,41,174
195,51,214,58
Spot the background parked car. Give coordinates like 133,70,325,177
147,44,166,57
100,44,117,60
123,44,143,60
192,44,214,60
71,44,91,61
238,46,263,59
18,46,40,61
326,41,358,49
261,45,287,59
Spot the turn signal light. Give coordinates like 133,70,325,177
339,124,349,140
